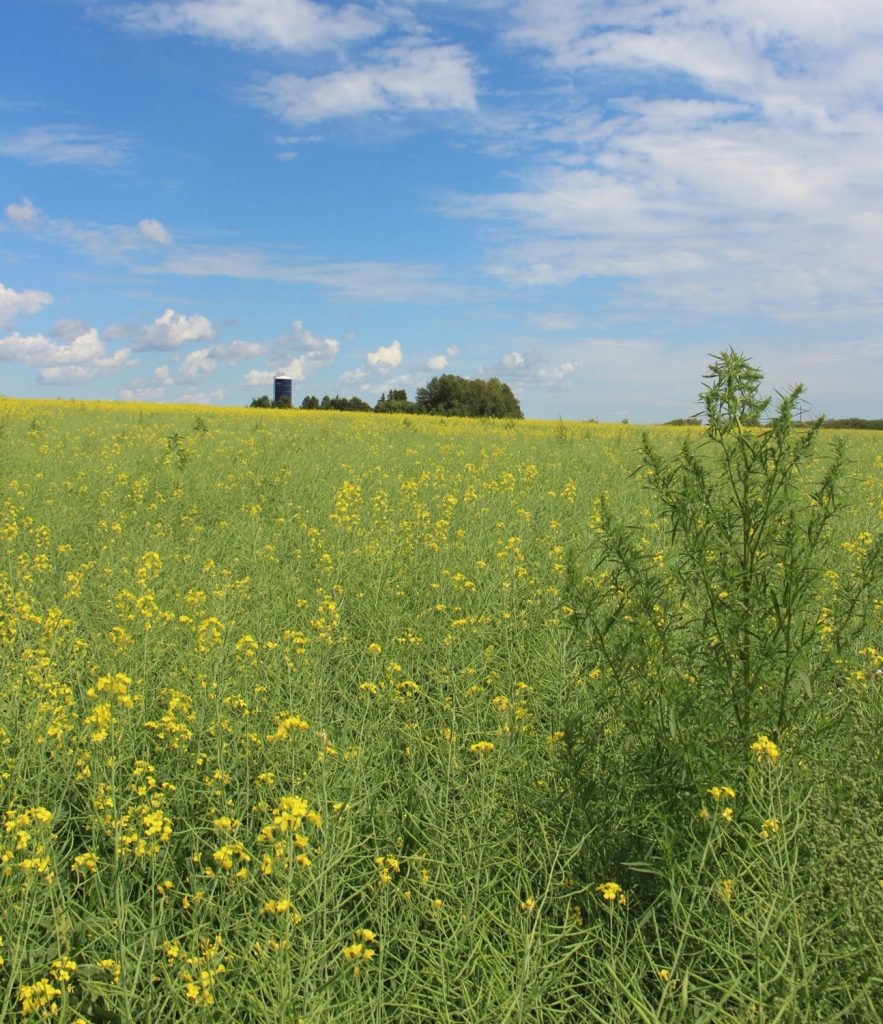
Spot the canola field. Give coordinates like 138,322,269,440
0,396,881,1023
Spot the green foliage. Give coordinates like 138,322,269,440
415,374,523,418
566,352,881,783
375,389,416,414
0,391,880,1021
550,353,883,1019
249,394,292,410
820,417,883,430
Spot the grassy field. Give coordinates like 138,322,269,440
0,386,881,1022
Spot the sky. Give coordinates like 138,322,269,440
2,0,883,421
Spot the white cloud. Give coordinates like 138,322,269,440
288,319,339,361
210,340,266,363
446,345,460,357
119,384,167,401
177,387,226,405
5,197,41,226
249,43,478,125
0,282,53,326
5,201,185,263
427,354,448,371
0,327,134,383
149,245,461,301
534,360,580,384
528,312,582,331
138,308,215,350
117,0,382,52
449,19,883,315
239,319,338,390
0,125,131,166
502,351,524,368
366,339,403,368
177,347,217,381
339,366,369,384
138,218,173,245
243,356,307,388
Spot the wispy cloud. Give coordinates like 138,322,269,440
115,0,383,53
5,198,177,263
248,43,478,125
443,1,883,317
149,244,463,302
0,125,132,166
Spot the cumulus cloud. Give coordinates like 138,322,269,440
239,318,339,390
0,281,53,326
5,197,41,226
534,360,581,384
0,125,131,166
138,218,173,245
426,354,448,371
138,308,215,350
243,356,307,388
366,339,403,368
249,43,478,125
285,319,339,361
0,327,134,383
210,340,266,363
486,349,581,391
177,347,217,381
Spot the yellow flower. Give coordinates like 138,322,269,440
19,978,61,1017
596,881,626,905
71,851,99,875
469,741,495,756
751,735,780,764
759,817,780,838
707,785,735,802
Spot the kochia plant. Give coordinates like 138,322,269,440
567,350,881,788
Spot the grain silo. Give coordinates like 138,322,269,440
274,376,293,406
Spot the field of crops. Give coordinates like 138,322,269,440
1,384,881,1022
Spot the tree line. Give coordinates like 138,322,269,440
250,375,523,419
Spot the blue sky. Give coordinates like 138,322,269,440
2,0,882,420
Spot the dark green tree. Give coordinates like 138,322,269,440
375,389,415,413
415,375,522,418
